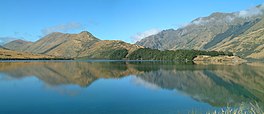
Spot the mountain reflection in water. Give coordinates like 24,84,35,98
0,61,263,108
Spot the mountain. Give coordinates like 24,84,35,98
211,17,264,59
78,40,142,59
3,39,33,51
7,31,142,58
136,5,264,59
23,31,100,57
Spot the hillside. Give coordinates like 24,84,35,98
136,5,264,59
23,31,100,57
78,40,142,59
136,12,260,50
5,31,142,59
0,47,58,60
211,17,264,59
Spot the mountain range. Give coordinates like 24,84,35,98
136,5,264,59
2,4,264,60
4,31,142,59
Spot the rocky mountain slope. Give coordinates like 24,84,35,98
212,17,264,59
4,31,142,59
136,4,264,59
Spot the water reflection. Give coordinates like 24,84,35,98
0,61,141,87
0,61,263,107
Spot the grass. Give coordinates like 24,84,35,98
206,102,263,114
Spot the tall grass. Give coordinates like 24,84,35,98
206,102,263,114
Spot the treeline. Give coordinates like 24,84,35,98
79,48,233,61
109,49,128,60
126,48,233,61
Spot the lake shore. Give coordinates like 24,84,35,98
193,55,247,65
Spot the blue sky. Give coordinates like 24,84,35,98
0,0,263,44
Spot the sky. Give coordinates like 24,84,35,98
0,0,263,44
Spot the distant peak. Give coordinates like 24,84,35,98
10,39,32,43
256,4,264,9
162,29,175,32
14,39,29,42
52,32,63,34
209,12,226,17
46,32,64,36
211,12,224,15
79,31,97,39
80,31,92,35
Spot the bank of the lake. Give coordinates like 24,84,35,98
193,55,247,65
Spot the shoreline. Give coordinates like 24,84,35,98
0,58,73,60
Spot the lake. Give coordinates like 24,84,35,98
0,61,263,113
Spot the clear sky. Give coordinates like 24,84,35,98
0,0,263,44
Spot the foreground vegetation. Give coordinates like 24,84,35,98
207,102,263,114
127,48,233,61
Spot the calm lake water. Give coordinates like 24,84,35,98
0,61,263,114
